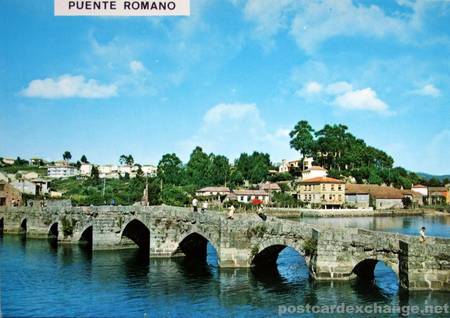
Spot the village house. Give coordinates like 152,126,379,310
428,187,448,205
30,158,45,166
411,184,428,196
47,165,80,179
345,184,370,208
80,163,93,177
301,166,328,181
196,186,231,197
232,189,270,204
16,170,39,181
259,182,281,193
297,177,345,209
344,184,405,210
401,189,424,207
98,165,119,179
0,180,23,207
278,159,301,173
141,165,157,177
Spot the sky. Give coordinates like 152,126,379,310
0,0,449,175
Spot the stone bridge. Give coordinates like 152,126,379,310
0,205,449,291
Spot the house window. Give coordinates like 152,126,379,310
322,185,326,191
0,184,4,191
338,185,342,191
331,184,335,191
0,197,5,206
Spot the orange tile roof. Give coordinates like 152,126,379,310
299,177,344,184
412,184,427,188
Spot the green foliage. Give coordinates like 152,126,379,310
234,152,272,185
63,151,72,161
272,192,305,207
60,216,77,237
290,120,315,158
303,238,317,256
50,176,159,206
119,154,134,166
161,185,190,207
80,155,88,163
157,153,184,186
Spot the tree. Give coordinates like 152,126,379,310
289,120,315,167
157,153,184,186
186,146,211,187
208,154,230,186
63,151,72,162
80,155,89,163
91,165,100,181
119,154,134,166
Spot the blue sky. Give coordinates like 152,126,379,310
1,0,449,174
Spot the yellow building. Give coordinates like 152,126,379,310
297,177,345,209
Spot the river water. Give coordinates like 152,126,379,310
1,215,449,317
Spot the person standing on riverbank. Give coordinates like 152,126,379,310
202,201,208,213
419,226,426,243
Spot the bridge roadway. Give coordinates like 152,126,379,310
0,205,449,291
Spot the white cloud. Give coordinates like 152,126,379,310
21,75,117,99
296,81,322,96
325,81,353,95
129,60,145,73
242,0,295,45
290,0,407,53
179,103,297,161
333,88,389,114
410,84,441,97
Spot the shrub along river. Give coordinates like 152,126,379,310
0,214,449,317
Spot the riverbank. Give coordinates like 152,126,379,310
264,207,426,218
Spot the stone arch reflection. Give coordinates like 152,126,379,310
79,225,93,247
175,232,219,265
352,259,399,297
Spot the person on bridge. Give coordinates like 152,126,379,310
192,198,198,212
419,226,426,243
201,201,208,213
227,204,235,220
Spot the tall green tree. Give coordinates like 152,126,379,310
208,154,231,186
119,154,134,166
186,147,211,187
289,120,315,165
157,153,184,186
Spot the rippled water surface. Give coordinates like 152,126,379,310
1,214,449,317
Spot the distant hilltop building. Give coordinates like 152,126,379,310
301,166,327,181
47,165,80,179
278,156,314,173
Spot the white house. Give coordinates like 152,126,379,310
80,163,93,177
411,184,428,197
99,165,119,179
301,166,327,181
233,189,270,204
196,187,231,197
141,165,157,177
47,166,80,178
278,159,301,173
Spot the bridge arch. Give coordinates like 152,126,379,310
251,238,306,268
48,222,59,239
352,257,399,280
20,218,27,234
175,231,219,262
79,225,93,246
120,218,150,252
